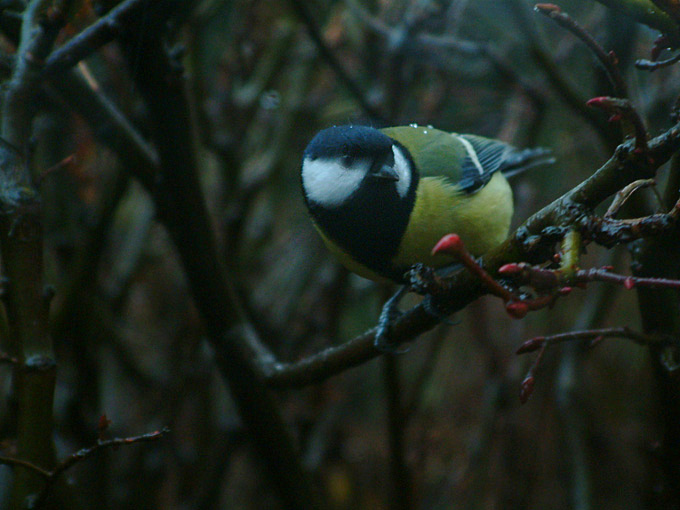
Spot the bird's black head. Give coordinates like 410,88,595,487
301,125,419,281
304,125,394,166
301,125,412,209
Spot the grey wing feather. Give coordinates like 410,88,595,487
456,135,513,194
458,134,553,194
498,147,555,178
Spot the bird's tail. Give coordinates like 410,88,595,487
500,147,555,178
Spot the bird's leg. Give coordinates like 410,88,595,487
375,286,409,353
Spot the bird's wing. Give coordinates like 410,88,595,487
455,134,515,194
380,126,516,195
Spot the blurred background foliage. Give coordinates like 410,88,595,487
1,0,679,508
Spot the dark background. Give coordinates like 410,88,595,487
1,0,679,508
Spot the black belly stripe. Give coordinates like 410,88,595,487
306,175,418,281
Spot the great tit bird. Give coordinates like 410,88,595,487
301,124,551,349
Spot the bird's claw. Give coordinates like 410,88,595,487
374,286,409,354
375,306,410,354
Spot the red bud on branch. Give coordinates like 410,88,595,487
431,233,463,256
520,376,536,404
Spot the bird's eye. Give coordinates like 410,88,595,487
340,155,355,167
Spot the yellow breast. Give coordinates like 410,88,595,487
392,171,513,268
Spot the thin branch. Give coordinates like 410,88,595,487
287,0,385,122
605,179,656,218
586,96,648,151
578,267,680,290
0,10,159,190
535,3,628,97
402,327,447,418
429,234,515,302
0,0,74,505
636,51,680,70
345,0,548,108
42,0,183,77
383,356,413,510
0,456,50,478
519,342,545,403
48,427,169,481
3,0,69,150
46,66,157,190
1,427,169,505
516,327,673,353
499,262,680,293
506,0,616,148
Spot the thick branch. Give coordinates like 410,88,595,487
116,22,320,510
43,0,182,77
0,1,75,507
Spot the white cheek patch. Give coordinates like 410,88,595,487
392,145,412,199
302,157,366,207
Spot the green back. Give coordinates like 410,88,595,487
380,126,466,184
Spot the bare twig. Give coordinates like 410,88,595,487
583,203,680,247
43,0,186,77
430,234,516,302
519,342,545,403
506,0,616,148
46,66,158,190
578,266,680,290
38,153,75,184
516,326,673,405
586,96,649,151
636,51,680,70
0,427,169,504
535,4,628,97
605,179,656,218
501,263,680,292
0,8,159,190
287,0,385,122
49,428,169,481
516,327,673,353
345,0,548,108
0,456,50,478
402,328,448,418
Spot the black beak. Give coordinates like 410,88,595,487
371,164,399,181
